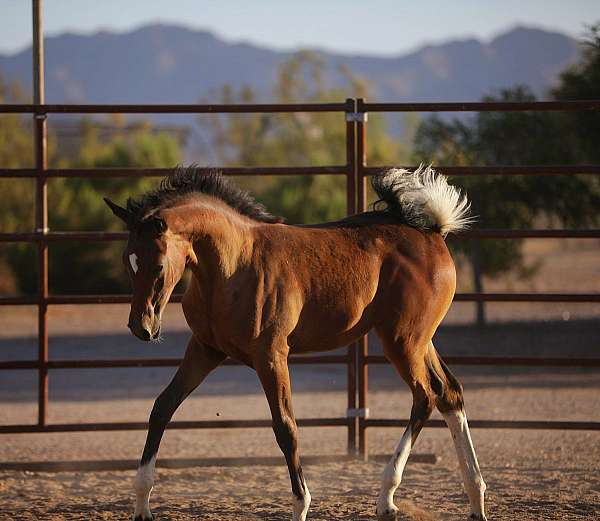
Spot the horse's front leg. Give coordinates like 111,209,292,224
255,350,311,521
133,337,226,521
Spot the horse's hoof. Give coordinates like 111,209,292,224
376,506,399,521
134,515,153,521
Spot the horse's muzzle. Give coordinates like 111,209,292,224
128,315,161,342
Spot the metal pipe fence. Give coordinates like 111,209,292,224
2,0,600,456
0,97,366,452
1,97,600,457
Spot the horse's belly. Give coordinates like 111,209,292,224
288,299,373,353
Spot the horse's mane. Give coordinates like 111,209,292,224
126,166,283,224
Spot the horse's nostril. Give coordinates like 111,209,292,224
141,329,151,341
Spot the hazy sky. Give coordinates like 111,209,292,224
1,0,600,56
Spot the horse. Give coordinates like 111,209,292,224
104,165,487,521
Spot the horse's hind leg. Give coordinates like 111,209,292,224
428,342,487,520
375,336,436,520
255,350,311,521
133,337,226,521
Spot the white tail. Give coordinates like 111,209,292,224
372,164,474,237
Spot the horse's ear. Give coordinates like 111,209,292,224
104,197,130,223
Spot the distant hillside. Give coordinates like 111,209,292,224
0,24,580,106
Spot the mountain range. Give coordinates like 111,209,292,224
0,24,580,108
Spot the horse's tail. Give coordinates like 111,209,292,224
371,164,474,237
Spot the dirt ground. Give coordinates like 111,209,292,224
1,362,599,520
1,234,600,521
1,441,599,520
1,421,599,520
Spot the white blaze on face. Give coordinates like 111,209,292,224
129,253,139,274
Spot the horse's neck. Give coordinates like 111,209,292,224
168,200,254,279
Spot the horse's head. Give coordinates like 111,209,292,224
104,198,190,342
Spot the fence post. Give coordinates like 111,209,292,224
345,98,358,455
33,0,49,427
356,98,369,460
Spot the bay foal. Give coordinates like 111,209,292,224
105,165,486,521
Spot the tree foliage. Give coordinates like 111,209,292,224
552,24,600,164
46,118,181,294
415,87,599,273
413,26,600,323
2,29,599,301
0,75,35,293
203,51,409,223
0,86,182,294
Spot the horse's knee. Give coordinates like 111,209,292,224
272,414,298,454
149,391,178,427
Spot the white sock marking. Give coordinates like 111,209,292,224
376,425,412,515
129,253,138,274
133,455,155,520
292,478,311,521
442,410,486,519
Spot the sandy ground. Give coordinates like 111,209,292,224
1,443,599,520
1,235,600,521
1,418,599,520
1,360,599,520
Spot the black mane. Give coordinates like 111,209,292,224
126,166,282,225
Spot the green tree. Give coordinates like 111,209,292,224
0,74,36,293
46,117,181,294
552,24,600,164
203,51,409,223
414,72,600,324
0,102,182,294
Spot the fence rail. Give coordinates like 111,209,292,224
359,99,600,112
3,228,600,243
0,102,351,114
1,292,600,307
0,166,349,178
3,99,600,113
1,97,600,459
